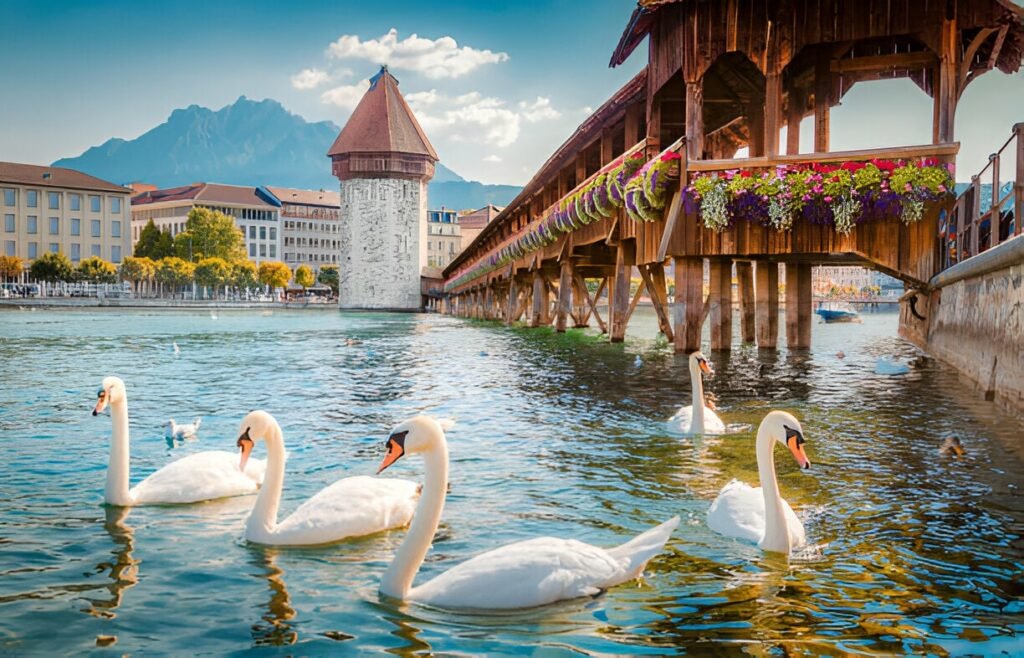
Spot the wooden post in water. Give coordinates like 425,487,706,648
709,259,733,350
505,276,518,326
555,259,573,332
755,261,779,349
531,271,549,327
785,263,812,349
673,257,703,353
610,240,636,342
735,261,756,343
572,273,589,328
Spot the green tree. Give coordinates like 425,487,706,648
232,259,258,290
294,264,314,290
0,255,24,283
134,219,175,259
119,256,155,294
156,257,195,296
29,251,73,283
194,257,231,298
173,207,245,263
258,260,291,297
77,256,117,283
317,265,338,294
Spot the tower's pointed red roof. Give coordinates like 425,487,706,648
327,67,438,160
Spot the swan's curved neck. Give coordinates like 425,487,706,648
690,361,705,432
247,423,287,539
105,398,133,506
380,435,448,600
756,426,790,553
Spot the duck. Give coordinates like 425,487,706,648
375,416,679,609
165,417,202,441
92,376,266,506
706,411,811,554
939,436,965,457
668,351,725,434
235,411,420,546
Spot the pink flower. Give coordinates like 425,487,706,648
904,183,913,192
762,195,769,201
824,195,833,203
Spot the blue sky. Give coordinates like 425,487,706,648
0,0,1021,185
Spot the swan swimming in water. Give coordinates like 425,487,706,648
668,351,725,435
165,417,202,441
235,410,420,546
706,411,811,554
375,416,680,609
93,376,266,506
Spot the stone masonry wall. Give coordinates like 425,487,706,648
338,178,427,310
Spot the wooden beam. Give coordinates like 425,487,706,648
735,261,755,343
785,263,812,349
685,80,704,161
708,259,733,350
814,49,831,152
610,240,636,342
991,153,1001,249
572,271,589,327
555,259,573,332
755,261,779,349
642,263,675,342
685,142,960,172
530,270,549,327
673,257,703,353
786,87,802,156
937,15,959,144
657,188,683,262
831,51,937,74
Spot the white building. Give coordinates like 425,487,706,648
265,186,340,273
426,208,460,269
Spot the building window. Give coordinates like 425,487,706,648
269,227,276,240
249,243,256,257
71,218,81,236
111,221,121,238
269,245,276,258
91,219,101,237
47,191,60,209
89,195,101,213
4,241,14,256
28,242,38,259
111,246,121,262
70,243,80,261
27,216,37,234
27,190,38,208
49,243,59,253
49,217,59,234
2,188,15,206
4,214,13,232
111,197,122,213
259,244,266,257
70,194,81,211
249,226,256,239
259,226,266,240
90,244,101,257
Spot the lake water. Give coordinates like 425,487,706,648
1,307,1021,655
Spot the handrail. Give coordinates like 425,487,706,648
686,142,960,173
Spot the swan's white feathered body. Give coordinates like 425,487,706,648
669,406,726,435
408,517,680,609
669,351,725,435
130,450,266,505
165,417,202,440
706,479,805,549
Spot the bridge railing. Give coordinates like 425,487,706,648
941,123,1023,270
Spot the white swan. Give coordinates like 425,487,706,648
706,411,811,554
668,351,725,434
235,410,420,546
165,417,202,440
93,376,266,506
376,416,680,609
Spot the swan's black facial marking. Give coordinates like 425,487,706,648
784,424,805,446
92,389,108,416
236,427,253,450
378,430,408,474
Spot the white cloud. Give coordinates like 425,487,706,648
320,80,371,109
519,97,560,122
326,28,509,79
483,154,502,163
582,106,594,115
291,68,331,90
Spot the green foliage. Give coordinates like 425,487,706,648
155,257,195,289
119,256,155,284
258,260,291,290
232,259,258,289
194,257,231,290
0,255,24,281
316,265,339,294
294,264,314,290
29,251,73,282
174,207,246,263
77,256,118,283
134,219,174,259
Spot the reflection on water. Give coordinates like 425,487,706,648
0,307,1020,654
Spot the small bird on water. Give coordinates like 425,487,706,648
939,436,965,457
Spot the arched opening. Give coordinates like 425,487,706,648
700,52,766,159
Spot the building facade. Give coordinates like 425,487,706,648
426,208,460,269
265,187,340,273
130,183,281,264
1,162,132,265
328,66,438,310
456,204,501,250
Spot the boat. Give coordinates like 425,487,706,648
816,301,861,323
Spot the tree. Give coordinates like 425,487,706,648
174,208,245,263
232,259,258,290
194,257,231,298
156,257,195,296
134,219,175,259
258,260,291,297
119,256,155,294
294,264,314,290
0,255,24,283
77,257,118,283
29,251,73,283
317,265,338,294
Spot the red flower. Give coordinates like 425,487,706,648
872,159,897,173
739,170,753,178
841,161,867,172
812,162,838,174
660,151,682,162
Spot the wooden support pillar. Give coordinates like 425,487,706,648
555,259,573,332
685,79,704,161
785,263,812,349
991,153,1001,248
708,259,733,350
673,257,703,353
786,88,802,155
748,103,765,157
610,240,636,342
735,261,755,343
936,15,959,143
764,74,782,157
641,262,675,342
572,273,588,328
625,103,643,147
505,276,518,326
530,271,549,328
814,50,831,152
755,261,779,349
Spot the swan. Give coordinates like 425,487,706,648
668,351,725,434
375,416,680,609
235,410,420,546
706,411,811,554
93,376,266,506
165,417,202,440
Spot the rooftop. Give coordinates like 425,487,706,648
0,161,131,194
131,182,278,208
265,186,340,207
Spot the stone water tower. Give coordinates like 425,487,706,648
328,66,438,310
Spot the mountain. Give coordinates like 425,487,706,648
54,96,520,211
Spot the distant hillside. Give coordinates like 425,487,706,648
54,96,520,210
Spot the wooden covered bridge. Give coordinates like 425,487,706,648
439,0,1024,353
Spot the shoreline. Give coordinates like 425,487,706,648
0,298,341,311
